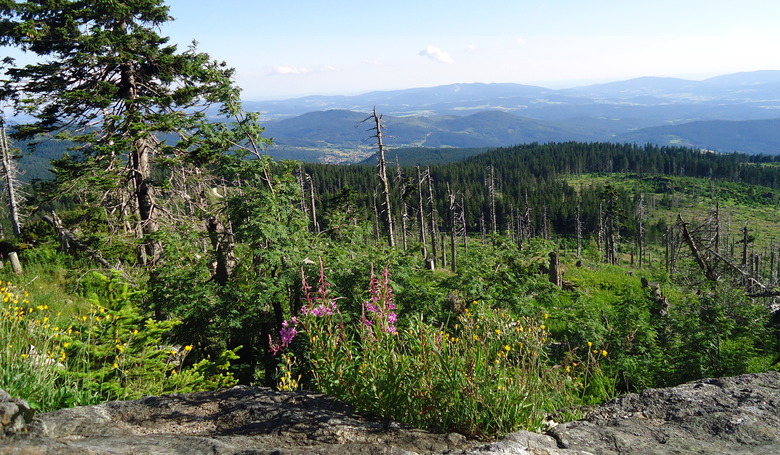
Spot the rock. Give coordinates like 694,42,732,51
2,372,779,454
1,385,477,455
452,430,593,454
0,388,34,438
547,371,780,455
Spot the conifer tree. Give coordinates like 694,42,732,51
1,0,264,265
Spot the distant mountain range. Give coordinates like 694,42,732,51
251,71,780,162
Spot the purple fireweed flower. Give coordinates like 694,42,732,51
279,321,298,347
365,302,379,313
387,312,397,325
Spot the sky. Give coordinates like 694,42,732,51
11,0,780,101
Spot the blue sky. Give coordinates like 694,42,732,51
15,0,780,101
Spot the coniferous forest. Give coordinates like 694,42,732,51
1,0,778,439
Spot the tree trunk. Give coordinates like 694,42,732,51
487,165,497,235
207,216,236,286
369,108,395,247
416,166,428,261
426,167,438,270
549,251,562,287
0,117,22,236
307,174,320,234
131,136,161,265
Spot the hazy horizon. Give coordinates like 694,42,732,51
163,0,780,100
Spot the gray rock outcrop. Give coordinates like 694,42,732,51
2,371,779,454
0,388,34,438
1,385,476,455
546,371,780,455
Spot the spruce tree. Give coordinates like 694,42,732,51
1,0,264,265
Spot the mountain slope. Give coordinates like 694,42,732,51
247,70,780,121
615,118,780,154
262,110,607,161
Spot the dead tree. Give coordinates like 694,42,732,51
207,215,237,285
460,195,468,254
448,183,459,272
0,115,23,236
363,108,395,247
306,174,320,234
426,167,438,270
548,251,562,287
395,158,409,251
486,165,497,235
678,214,719,281
42,212,116,271
296,165,309,217
416,166,429,262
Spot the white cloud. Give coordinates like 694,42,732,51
270,66,311,75
270,65,336,76
419,45,454,64
515,37,527,45
467,44,478,51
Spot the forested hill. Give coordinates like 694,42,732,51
364,142,780,186
304,142,780,241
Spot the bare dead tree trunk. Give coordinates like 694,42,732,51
460,195,468,254
307,174,320,234
448,183,458,273
207,215,236,286
426,167,438,270
0,115,22,236
679,214,719,281
396,158,408,251
549,251,562,287
365,108,395,247
42,212,117,271
416,166,428,261
440,232,447,269
372,191,381,244
131,135,161,265
296,165,309,217
486,165,497,235
520,191,531,250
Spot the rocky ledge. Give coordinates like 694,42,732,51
2,371,778,455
